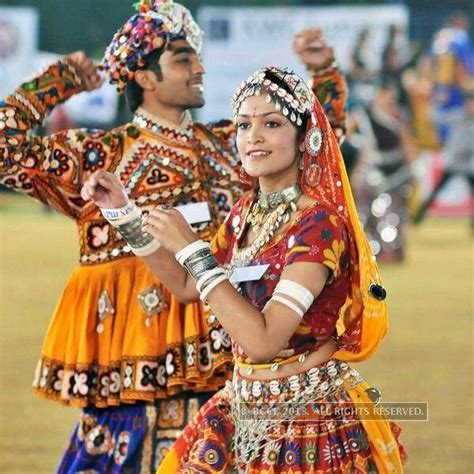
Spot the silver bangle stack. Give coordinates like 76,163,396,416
101,202,161,257
175,240,228,301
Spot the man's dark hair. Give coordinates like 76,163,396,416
125,47,164,112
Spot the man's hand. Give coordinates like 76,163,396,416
81,170,129,209
66,51,104,92
293,29,335,73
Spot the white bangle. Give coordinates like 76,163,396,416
101,201,135,221
196,267,227,293
175,240,210,266
101,203,141,227
271,294,305,318
200,274,228,302
274,279,314,311
102,203,161,253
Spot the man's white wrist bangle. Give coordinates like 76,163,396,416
100,202,161,256
101,202,141,227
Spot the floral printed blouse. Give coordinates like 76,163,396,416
211,193,351,363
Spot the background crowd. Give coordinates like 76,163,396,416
344,11,473,262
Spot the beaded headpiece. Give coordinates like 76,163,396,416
231,67,314,127
233,66,389,363
101,0,203,93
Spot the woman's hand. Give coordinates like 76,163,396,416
81,170,130,209
293,28,335,72
66,51,104,92
143,207,199,254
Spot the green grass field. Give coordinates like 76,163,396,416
0,194,472,473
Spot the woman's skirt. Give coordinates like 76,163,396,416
159,359,407,473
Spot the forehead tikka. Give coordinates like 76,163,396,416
233,85,305,126
231,69,314,127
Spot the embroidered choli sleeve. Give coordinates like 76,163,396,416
285,208,349,279
0,60,122,218
310,65,347,142
210,200,241,266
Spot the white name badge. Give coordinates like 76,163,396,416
229,264,269,284
175,202,211,225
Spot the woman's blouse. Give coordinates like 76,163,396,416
211,193,351,363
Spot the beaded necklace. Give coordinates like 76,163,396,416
228,184,301,275
133,106,194,141
247,183,301,232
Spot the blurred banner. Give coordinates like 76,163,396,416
197,5,408,123
0,6,39,98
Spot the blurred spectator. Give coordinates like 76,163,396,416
0,19,18,60
402,54,439,150
381,23,422,108
431,11,474,144
350,28,372,81
352,78,417,262
0,19,20,98
413,88,474,228
381,24,404,77
347,28,377,107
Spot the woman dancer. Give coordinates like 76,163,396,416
83,67,406,473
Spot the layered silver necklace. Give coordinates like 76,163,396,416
246,183,302,233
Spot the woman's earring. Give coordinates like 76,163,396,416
298,153,305,170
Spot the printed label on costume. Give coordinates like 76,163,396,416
175,202,211,224
230,264,269,283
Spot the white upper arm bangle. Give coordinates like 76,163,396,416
270,294,305,318
263,279,315,318
275,279,315,310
